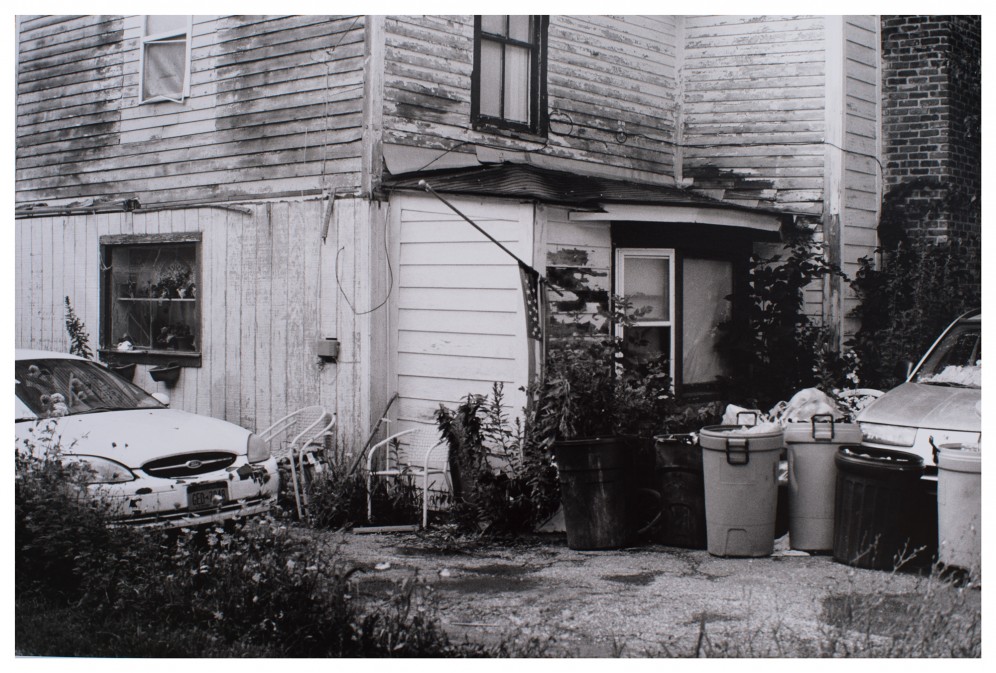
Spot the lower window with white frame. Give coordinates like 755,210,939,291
615,247,732,393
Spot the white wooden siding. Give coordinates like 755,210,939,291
390,194,533,431
841,15,880,339
381,15,680,185
682,15,827,214
16,15,367,206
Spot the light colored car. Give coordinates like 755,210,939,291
857,309,981,470
15,349,279,527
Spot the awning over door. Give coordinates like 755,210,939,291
383,163,789,237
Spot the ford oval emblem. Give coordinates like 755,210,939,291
185,460,203,470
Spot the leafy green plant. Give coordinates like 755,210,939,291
543,296,719,438
63,296,93,359
436,383,560,534
543,296,673,439
14,434,503,657
304,460,369,530
16,423,116,601
848,236,981,390
716,232,846,409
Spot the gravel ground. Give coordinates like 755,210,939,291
319,530,980,657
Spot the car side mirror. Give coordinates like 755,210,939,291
152,392,170,407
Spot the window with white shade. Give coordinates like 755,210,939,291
615,248,733,391
472,15,547,134
140,15,192,103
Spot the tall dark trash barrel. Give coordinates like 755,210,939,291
654,434,707,548
833,446,924,570
555,437,632,550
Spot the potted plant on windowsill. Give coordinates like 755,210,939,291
155,323,195,351
152,261,192,300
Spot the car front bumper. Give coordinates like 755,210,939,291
93,457,280,528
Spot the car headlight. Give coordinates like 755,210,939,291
65,455,135,484
247,433,270,463
859,422,917,447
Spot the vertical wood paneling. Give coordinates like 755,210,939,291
225,208,244,425
15,199,332,437
270,202,290,417
841,15,880,339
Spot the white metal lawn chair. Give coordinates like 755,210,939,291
259,405,336,519
365,425,449,528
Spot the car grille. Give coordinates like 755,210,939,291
142,452,237,478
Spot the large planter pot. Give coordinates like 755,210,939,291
554,436,633,550
149,362,181,387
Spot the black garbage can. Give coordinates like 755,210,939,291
833,446,925,570
555,437,633,550
652,434,707,549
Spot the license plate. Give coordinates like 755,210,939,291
188,484,228,511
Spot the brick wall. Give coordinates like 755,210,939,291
880,15,981,249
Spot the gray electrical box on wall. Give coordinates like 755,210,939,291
316,338,340,361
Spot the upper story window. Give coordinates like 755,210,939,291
472,15,548,135
140,15,192,103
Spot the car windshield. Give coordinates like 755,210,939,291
15,358,165,419
914,320,982,388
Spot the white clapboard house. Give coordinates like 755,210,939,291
15,15,892,460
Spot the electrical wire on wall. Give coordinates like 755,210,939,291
334,201,394,316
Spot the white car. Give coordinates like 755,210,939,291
15,349,279,527
857,309,981,471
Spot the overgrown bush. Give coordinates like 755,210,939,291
293,459,368,529
15,422,125,601
275,451,422,529
544,296,715,438
435,383,560,535
717,232,847,409
14,427,492,657
848,236,981,390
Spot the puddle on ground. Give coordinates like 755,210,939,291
686,611,738,626
393,545,477,557
466,563,539,577
435,575,541,594
351,576,399,597
821,592,923,637
601,572,659,586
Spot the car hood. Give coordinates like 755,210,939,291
858,382,981,432
17,408,251,466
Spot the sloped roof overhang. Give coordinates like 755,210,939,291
382,163,788,237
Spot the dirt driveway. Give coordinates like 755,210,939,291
322,530,980,657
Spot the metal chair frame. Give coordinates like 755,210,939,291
365,426,448,527
259,405,335,519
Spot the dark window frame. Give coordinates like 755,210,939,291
98,232,203,368
471,15,549,136
610,223,755,399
